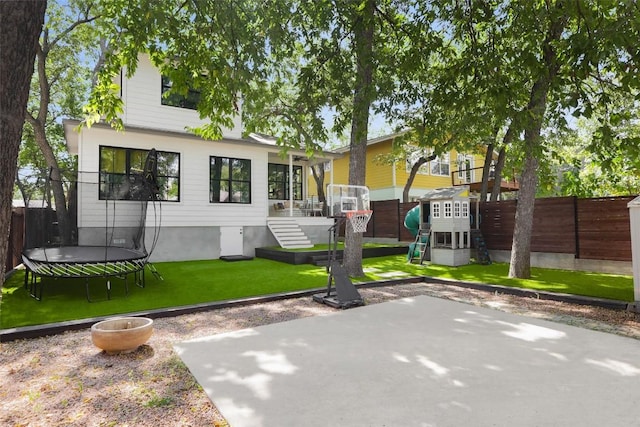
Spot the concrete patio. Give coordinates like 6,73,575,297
175,295,640,427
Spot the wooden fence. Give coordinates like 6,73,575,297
5,195,635,272
363,196,635,262
5,208,25,273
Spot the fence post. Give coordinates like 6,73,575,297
627,197,640,307
573,196,580,259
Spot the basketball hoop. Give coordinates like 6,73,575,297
346,210,373,233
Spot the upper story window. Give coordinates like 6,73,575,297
161,76,200,110
268,163,302,200
454,201,461,218
457,153,474,183
99,146,180,201
405,149,431,175
210,156,251,203
431,153,450,177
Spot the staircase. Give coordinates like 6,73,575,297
408,228,431,264
471,229,491,264
267,218,313,249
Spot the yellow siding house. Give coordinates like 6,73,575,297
312,132,488,201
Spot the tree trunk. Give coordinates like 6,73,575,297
310,164,327,215
508,8,567,279
29,117,72,244
343,0,375,277
508,152,538,278
402,154,435,203
480,143,494,201
490,146,506,202
0,1,47,285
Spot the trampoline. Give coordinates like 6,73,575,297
21,149,162,302
22,247,148,301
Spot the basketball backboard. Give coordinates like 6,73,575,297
326,184,370,217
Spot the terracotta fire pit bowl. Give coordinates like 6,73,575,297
91,317,153,354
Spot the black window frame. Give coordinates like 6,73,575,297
161,76,201,110
209,156,252,204
268,163,303,200
99,145,180,202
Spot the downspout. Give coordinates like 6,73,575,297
330,159,334,186
392,160,396,199
289,153,294,216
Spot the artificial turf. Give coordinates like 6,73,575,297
0,255,634,329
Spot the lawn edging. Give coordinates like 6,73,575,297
423,276,631,310
0,275,631,342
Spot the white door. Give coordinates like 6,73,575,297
220,227,243,256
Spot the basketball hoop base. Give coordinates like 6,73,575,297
313,261,364,309
312,292,364,309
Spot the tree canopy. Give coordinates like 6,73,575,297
19,0,640,280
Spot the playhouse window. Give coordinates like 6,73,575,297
99,146,180,202
444,201,452,218
432,202,441,218
462,201,469,218
433,232,452,248
454,201,461,218
268,163,302,200
161,76,201,110
210,156,251,203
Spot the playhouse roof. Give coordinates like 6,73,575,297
419,186,470,201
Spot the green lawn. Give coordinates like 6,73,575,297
0,255,634,329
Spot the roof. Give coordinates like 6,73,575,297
62,120,341,160
334,130,408,153
419,186,470,201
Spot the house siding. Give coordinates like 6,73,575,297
76,126,268,229
331,137,487,201
120,54,242,139
365,140,394,189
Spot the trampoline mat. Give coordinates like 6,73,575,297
23,246,146,264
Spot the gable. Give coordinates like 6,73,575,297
119,54,242,138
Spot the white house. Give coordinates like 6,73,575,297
63,54,338,262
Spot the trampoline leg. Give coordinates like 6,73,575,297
147,262,162,281
136,268,145,288
29,272,42,301
85,278,93,302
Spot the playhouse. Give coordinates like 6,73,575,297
419,186,471,266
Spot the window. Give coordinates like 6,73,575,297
99,146,180,201
432,202,441,218
444,201,452,218
454,201,461,218
210,156,251,203
268,163,302,200
430,153,450,177
161,76,200,110
406,150,430,175
457,153,473,183
462,201,469,218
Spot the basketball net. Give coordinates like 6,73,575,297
346,210,373,233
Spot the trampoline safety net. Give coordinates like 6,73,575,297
21,151,161,301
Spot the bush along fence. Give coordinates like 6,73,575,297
363,196,634,262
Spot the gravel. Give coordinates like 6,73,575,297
1,280,639,427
